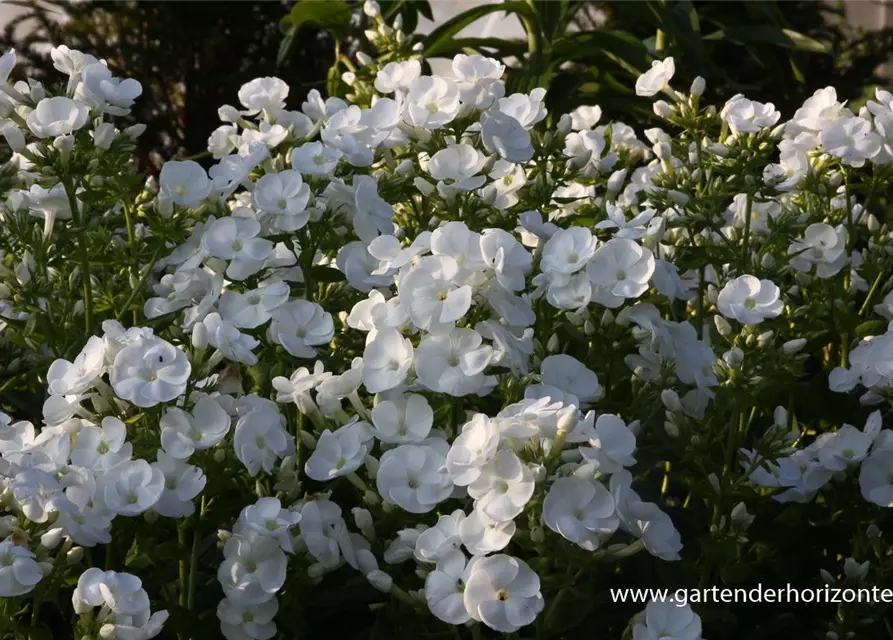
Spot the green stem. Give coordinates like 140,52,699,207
115,246,162,322
741,193,753,268
123,204,139,325
187,496,205,611
859,270,886,317
62,176,94,336
178,522,188,614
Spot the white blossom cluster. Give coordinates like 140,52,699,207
2,1,893,636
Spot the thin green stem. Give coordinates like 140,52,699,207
187,496,206,611
115,246,162,322
62,176,94,335
741,193,753,268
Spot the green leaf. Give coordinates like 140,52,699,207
419,37,528,60
421,1,538,58
703,26,828,53
277,24,297,67
284,0,355,39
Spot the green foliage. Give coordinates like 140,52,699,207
1,0,334,165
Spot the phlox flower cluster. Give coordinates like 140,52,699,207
4,3,893,636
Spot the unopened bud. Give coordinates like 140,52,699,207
661,389,682,412
66,546,85,565
714,315,732,337
363,0,381,17
690,76,705,98
40,527,64,549
653,100,672,118
782,338,806,355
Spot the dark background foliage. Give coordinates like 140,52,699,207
0,0,335,168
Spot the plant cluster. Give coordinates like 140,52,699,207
1,2,893,639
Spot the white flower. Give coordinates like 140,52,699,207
26,96,88,138
0,541,47,597
632,598,703,640
498,88,547,129
860,449,893,507
305,421,371,481
203,312,260,365
569,105,602,130
159,160,212,208
459,509,516,554
268,300,334,359
463,554,544,633
233,403,293,476
425,551,475,625
540,354,601,406
234,497,302,554
790,86,842,133
821,115,881,167
480,110,533,163
399,255,472,332
587,238,655,308
580,414,637,473
46,335,105,396
238,76,289,113
564,130,609,177
543,476,618,550
202,217,273,281
78,62,142,114
151,450,206,518
541,227,597,276
414,510,465,563
110,337,190,408
374,60,421,94
403,76,460,129
253,170,311,232
70,416,132,472
721,95,780,135
160,396,230,459
467,449,535,522
427,144,487,194
98,459,164,516
612,471,682,561
446,414,500,485
290,141,342,175
218,596,278,640
299,499,345,568
371,393,433,444
218,532,287,604
72,568,151,615
452,53,505,109
219,282,290,329
362,328,414,393
635,58,675,97
376,444,453,514
787,223,848,278
416,328,495,397
716,275,783,325
27,182,73,237
813,418,877,472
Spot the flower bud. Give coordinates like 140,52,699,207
782,338,806,355
143,510,158,525
356,51,373,67
66,546,85,565
757,331,774,348
413,177,435,196
53,134,74,153
867,524,882,539
341,72,356,86
363,0,381,17
722,347,744,369
364,29,379,43
363,490,381,506
299,430,318,450
367,570,392,593
707,473,721,494
714,314,732,337
607,169,627,194
40,527,64,549
664,421,679,438
213,448,226,463
661,389,682,412
690,76,705,97
546,333,560,353
530,527,545,543
653,100,672,118
1,124,25,152
93,122,116,149
191,322,208,351
308,562,327,580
